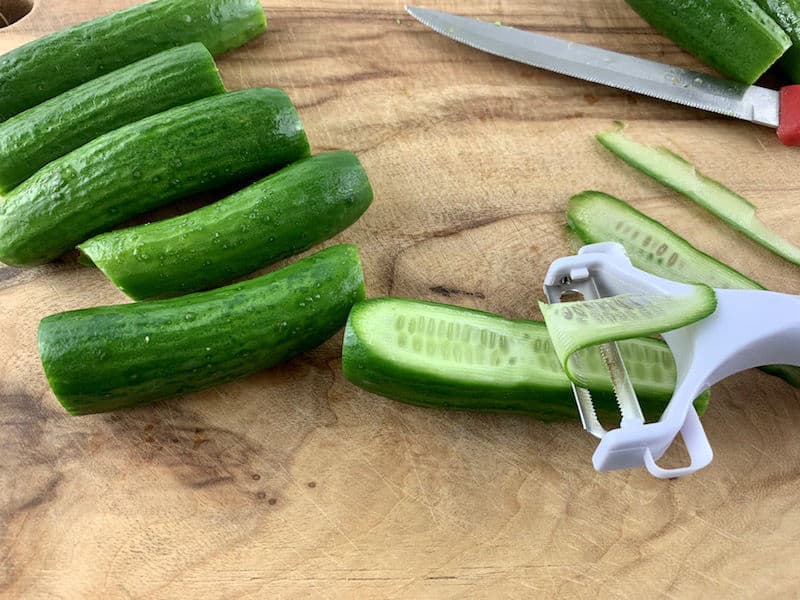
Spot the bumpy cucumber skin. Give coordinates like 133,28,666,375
568,190,800,388
343,298,709,423
754,0,800,81
0,44,226,194
79,152,373,300
0,0,265,122
624,0,789,83
38,245,365,416
0,88,310,267
568,192,765,290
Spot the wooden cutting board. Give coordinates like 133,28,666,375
3,1,800,597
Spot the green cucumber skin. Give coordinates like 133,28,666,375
79,152,373,300
0,88,310,267
624,0,790,83
568,192,765,290
568,191,800,388
343,298,709,423
779,45,800,81
0,44,226,194
754,0,800,81
0,0,265,122
38,244,365,416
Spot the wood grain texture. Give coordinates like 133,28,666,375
3,0,800,597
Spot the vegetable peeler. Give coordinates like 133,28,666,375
543,242,800,478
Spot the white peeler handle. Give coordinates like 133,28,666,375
642,407,713,479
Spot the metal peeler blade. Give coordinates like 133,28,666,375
543,267,644,439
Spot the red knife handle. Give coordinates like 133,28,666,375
778,85,800,146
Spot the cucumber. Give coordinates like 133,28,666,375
597,127,800,266
539,286,718,387
38,244,365,416
343,298,710,423
0,0,265,122
568,192,764,290
79,152,373,300
624,0,789,83
753,0,800,81
0,88,310,267
567,190,800,387
0,44,225,194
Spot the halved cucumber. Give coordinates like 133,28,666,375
0,43,226,194
597,127,800,266
567,190,800,387
79,152,373,300
0,88,310,267
38,244,364,416
623,0,790,83
753,0,800,81
0,0,266,122
539,286,717,387
343,298,710,423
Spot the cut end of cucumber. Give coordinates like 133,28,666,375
77,238,135,296
76,245,98,268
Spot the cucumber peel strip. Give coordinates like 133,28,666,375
597,125,800,266
539,286,717,388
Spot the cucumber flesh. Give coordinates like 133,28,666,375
568,191,764,290
343,298,710,423
0,88,310,267
0,0,266,122
567,190,800,388
38,244,365,416
79,151,373,300
0,44,226,194
539,286,717,388
623,0,789,84
753,0,800,81
597,127,800,266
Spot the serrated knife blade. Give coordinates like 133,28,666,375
405,5,780,128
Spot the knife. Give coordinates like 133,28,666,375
405,5,800,146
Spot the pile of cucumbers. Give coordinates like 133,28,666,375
0,0,372,415
7,1,791,423
625,0,800,84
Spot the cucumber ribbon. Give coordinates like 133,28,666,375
539,286,717,388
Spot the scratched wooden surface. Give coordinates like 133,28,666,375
2,0,800,597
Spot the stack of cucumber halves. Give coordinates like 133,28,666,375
0,0,373,415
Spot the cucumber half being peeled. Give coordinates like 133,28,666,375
567,190,800,387
539,286,717,388
343,297,710,423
